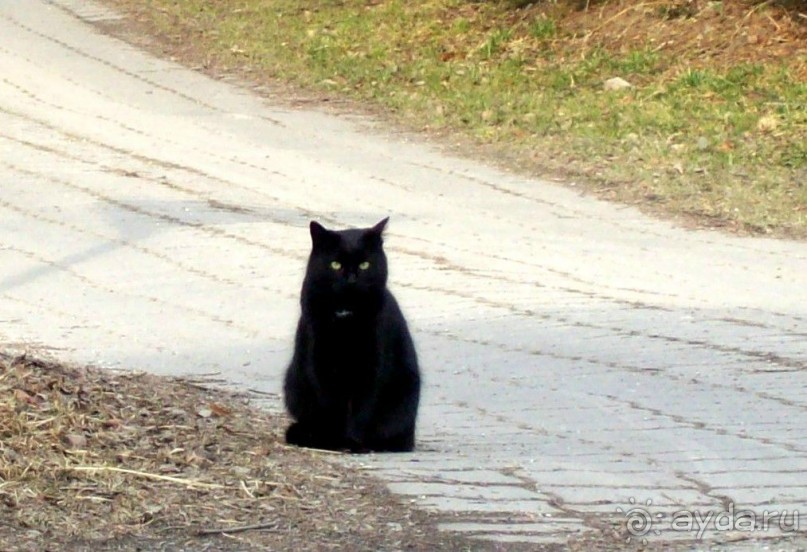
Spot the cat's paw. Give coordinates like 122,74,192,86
286,422,347,451
345,438,370,454
284,422,308,446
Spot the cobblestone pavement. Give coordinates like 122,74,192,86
1,1,805,548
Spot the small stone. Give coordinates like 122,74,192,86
603,77,632,91
696,136,709,150
63,433,87,448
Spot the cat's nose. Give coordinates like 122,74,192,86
346,273,358,284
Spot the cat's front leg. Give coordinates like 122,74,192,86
286,419,347,451
344,398,375,453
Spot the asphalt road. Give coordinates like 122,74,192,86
1,1,806,548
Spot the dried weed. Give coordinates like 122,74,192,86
0,353,481,551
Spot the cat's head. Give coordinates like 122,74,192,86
302,218,390,319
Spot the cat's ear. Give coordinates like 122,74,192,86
363,217,389,245
370,217,389,236
310,221,336,248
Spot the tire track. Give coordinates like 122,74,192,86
0,241,271,338
3,72,801,328
2,107,805,340
0,7,285,127
5,147,806,378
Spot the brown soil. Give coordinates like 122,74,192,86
1,352,548,551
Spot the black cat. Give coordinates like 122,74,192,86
283,218,421,453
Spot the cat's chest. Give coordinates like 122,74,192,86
317,326,376,359
311,325,379,382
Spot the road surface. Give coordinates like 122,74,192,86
1,0,805,548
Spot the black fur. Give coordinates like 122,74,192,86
283,218,420,453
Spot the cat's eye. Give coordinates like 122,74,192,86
330,261,342,271
358,261,371,271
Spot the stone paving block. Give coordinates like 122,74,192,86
415,496,562,516
520,468,677,489
709,487,807,505
470,533,586,545
438,520,585,535
698,471,807,489
375,469,525,486
542,486,710,506
386,482,544,502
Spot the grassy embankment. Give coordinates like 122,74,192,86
111,0,806,236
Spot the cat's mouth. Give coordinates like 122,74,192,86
334,309,354,319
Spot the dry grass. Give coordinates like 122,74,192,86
0,352,487,551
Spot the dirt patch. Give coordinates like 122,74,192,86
1,351,544,551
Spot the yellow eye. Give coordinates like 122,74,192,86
359,261,371,270
330,261,342,270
